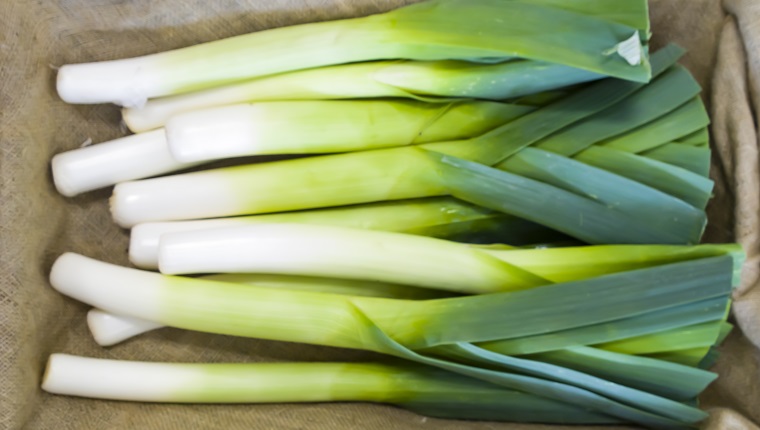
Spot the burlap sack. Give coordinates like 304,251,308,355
2,1,759,429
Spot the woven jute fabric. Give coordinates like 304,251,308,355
2,1,759,429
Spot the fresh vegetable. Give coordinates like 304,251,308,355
128,197,559,270
42,354,622,424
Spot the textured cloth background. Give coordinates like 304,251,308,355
1,0,759,429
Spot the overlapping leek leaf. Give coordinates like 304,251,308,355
643,143,712,177
533,65,700,156
355,316,703,429
527,346,716,401
423,342,706,424
573,146,713,209
493,148,706,242
430,151,703,244
479,297,730,356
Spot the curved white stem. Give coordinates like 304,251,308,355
51,130,200,196
50,253,164,321
87,310,163,346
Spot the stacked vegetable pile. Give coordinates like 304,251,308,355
44,0,741,428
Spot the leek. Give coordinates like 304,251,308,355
128,197,557,270
56,0,650,106
157,224,549,294
100,241,740,345
50,252,733,354
531,65,701,157
156,224,743,293
122,60,601,133
87,273,452,346
163,100,531,163
42,354,620,424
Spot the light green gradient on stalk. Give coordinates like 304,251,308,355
224,146,449,216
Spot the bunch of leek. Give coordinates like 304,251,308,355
44,0,740,427
46,249,739,429
56,0,650,106
102,45,712,248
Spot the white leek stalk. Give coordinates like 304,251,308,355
157,224,744,292
157,224,545,294
128,197,507,269
87,272,453,346
51,130,199,197
97,241,741,346
41,354,619,424
48,253,733,429
87,310,163,346
110,146,448,227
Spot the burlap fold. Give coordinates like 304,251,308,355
1,1,759,429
